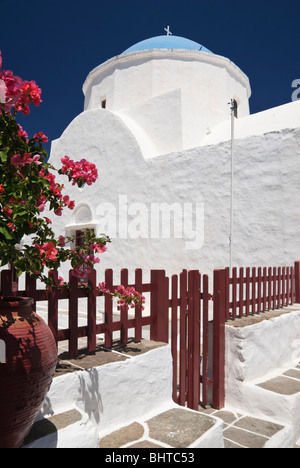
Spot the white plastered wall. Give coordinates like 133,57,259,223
48,99,300,285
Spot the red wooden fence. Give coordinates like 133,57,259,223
224,262,299,320
0,266,222,408
1,260,299,413
0,268,156,357
168,261,300,411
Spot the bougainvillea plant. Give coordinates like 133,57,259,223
0,51,144,312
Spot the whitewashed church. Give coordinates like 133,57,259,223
49,32,300,281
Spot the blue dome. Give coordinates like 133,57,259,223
122,35,213,55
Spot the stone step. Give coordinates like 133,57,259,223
21,408,99,449
254,365,300,445
198,406,296,448
224,362,300,447
98,406,224,449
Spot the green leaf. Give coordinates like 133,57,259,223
0,226,14,240
0,151,8,163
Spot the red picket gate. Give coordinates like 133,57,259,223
169,270,212,410
148,269,225,410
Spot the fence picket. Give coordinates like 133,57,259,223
48,271,59,344
213,269,226,409
278,267,282,308
239,267,244,317
262,267,267,312
87,269,97,353
120,269,129,345
273,267,276,308
282,267,286,307
268,267,272,311
202,274,210,407
251,267,256,314
25,273,37,311
134,269,143,342
179,270,188,407
291,266,295,305
232,267,237,319
187,270,201,410
171,275,178,403
150,270,168,343
295,262,300,303
225,268,230,320
245,267,250,316
69,271,79,357
257,267,262,314
104,269,113,348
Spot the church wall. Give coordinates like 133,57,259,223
48,106,300,285
117,88,183,156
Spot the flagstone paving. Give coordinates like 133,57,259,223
22,339,300,449
23,405,300,448
99,408,217,448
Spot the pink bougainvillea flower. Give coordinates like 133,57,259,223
43,242,58,261
22,152,33,164
33,131,48,143
4,206,13,216
36,194,47,212
60,156,98,186
0,69,23,112
58,277,65,287
9,197,25,205
98,282,111,294
33,155,42,165
58,235,66,247
90,243,107,254
54,206,63,216
71,265,87,279
23,80,42,106
14,80,42,115
62,195,75,210
7,222,16,232
17,125,28,141
10,152,36,167
35,242,58,265
10,153,23,166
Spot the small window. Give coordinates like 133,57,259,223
101,99,106,109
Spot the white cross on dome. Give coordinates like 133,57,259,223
164,26,172,36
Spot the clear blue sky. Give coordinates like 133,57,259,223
1,0,299,155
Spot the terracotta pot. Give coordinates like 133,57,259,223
0,297,58,448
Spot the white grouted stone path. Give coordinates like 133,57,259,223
22,339,300,449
